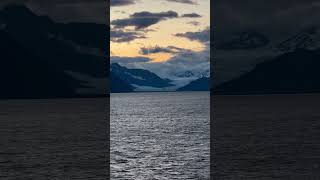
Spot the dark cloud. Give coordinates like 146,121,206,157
181,13,201,18
110,29,146,43
111,56,152,64
166,0,197,5
110,0,135,6
175,27,210,43
131,11,178,19
111,11,178,29
140,45,188,55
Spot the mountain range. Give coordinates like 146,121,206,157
110,63,210,92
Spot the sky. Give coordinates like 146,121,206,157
110,0,210,84
110,0,210,63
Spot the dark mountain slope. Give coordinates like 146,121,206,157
178,77,210,91
215,49,320,94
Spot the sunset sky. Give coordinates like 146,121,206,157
110,0,210,62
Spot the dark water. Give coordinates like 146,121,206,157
5,94,318,179
213,94,320,180
111,92,210,179
0,98,109,179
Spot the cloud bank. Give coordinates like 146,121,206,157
110,29,146,42
140,46,188,55
111,11,178,29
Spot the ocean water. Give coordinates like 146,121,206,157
0,98,108,179
213,94,320,179
111,92,210,179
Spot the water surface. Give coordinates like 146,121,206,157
111,92,210,179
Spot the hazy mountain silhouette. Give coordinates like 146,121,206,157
215,48,320,94
178,77,210,91
0,5,108,98
111,63,173,88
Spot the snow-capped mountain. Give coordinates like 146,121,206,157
111,63,210,91
276,26,320,52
